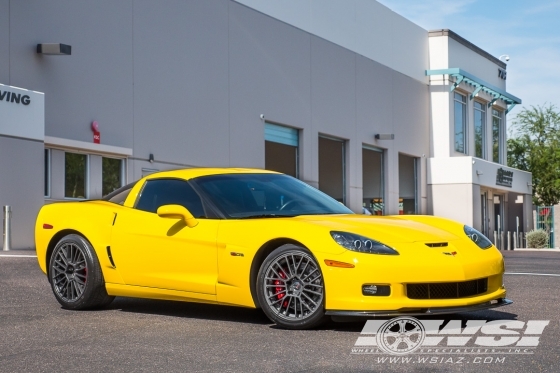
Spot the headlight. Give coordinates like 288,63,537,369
464,226,492,249
330,231,399,255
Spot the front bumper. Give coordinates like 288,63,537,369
326,298,512,318
320,240,506,311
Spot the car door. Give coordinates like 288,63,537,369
110,178,218,295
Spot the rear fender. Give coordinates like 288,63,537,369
35,202,124,284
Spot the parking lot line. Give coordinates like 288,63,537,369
505,272,560,277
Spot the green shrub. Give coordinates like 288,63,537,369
526,229,549,248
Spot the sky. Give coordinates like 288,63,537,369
377,0,560,118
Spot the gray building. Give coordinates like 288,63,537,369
0,0,530,249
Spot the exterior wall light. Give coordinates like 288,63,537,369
374,134,394,140
149,154,154,163
36,43,72,55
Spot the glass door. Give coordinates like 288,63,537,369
264,123,299,178
398,153,418,215
494,195,504,248
362,147,384,215
481,192,488,237
319,136,346,204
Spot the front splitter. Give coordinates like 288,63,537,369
326,298,513,318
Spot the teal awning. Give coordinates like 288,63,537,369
426,68,522,114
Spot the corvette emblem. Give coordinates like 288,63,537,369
443,251,457,256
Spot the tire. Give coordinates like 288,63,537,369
257,244,328,329
49,234,114,310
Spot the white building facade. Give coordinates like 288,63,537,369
0,1,530,249
427,30,532,240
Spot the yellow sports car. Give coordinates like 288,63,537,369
35,168,511,329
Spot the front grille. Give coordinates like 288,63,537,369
407,278,488,299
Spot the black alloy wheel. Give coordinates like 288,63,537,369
257,244,327,329
49,234,114,310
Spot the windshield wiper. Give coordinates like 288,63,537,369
298,212,348,216
237,214,298,219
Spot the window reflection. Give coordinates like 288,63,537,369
492,109,502,163
65,152,87,199
102,157,123,196
454,93,467,153
474,101,486,159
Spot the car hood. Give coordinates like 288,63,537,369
294,214,461,244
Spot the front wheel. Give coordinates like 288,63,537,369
257,244,327,329
49,234,114,310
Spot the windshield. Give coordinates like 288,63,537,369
192,173,353,218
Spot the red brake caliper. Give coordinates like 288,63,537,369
274,270,287,307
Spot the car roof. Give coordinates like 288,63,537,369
143,167,280,181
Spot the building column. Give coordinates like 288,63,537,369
346,136,362,213
523,193,534,233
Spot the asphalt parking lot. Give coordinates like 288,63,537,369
1,250,558,373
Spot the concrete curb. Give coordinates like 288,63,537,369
0,248,37,257
0,254,37,257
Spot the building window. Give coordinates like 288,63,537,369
454,92,467,154
474,101,486,159
44,149,50,197
319,136,345,203
362,147,384,215
264,123,299,177
65,152,88,199
102,157,124,196
492,109,503,163
399,153,417,215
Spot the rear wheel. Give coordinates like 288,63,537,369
49,234,114,310
257,244,327,329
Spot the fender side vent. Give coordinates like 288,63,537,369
106,246,116,268
425,242,448,247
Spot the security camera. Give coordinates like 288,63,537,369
505,56,510,62
260,114,265,120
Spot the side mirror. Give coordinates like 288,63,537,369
157,204,198,228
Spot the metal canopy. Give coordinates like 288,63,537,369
426,68,522,114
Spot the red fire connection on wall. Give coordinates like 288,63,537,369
92,121,100,144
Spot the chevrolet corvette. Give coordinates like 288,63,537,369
35,168,511,329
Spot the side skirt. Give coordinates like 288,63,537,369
105,283,218,305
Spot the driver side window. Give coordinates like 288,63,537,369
135,179,206,218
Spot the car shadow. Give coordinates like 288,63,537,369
100,298,518,331
417,309,519,321
108,298,367,331
106,297,272,326
105,298,364,331
320,309,519,332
